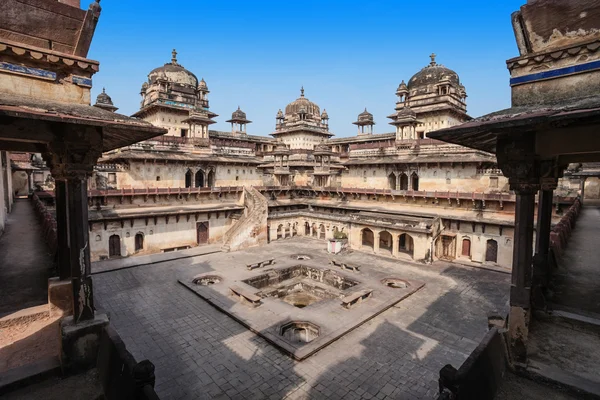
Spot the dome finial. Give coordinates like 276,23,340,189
171,48,178,65
102,87,106,93
300,86,304,97
429,53,437,66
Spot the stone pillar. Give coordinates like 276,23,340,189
497,134,540,365
67,171,95,322
55,179,70,280
26,170,33,194
533,186,554,288
392,233,399,257
580,177,587,202
507,183,538,364
373,231,380,253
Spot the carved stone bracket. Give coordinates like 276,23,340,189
497,133,541,193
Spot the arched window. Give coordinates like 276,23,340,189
195,170,205,188
388,173,397,190
185,169,193,188
305,222,310,236
411,173,419,191
399,173,409,191
486,239,498,263
277,224,284,240
319,224,326,239
135,233,144,252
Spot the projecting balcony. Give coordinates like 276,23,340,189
274,166,290,174
313,166,331,175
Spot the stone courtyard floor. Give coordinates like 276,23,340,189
93,238,510,400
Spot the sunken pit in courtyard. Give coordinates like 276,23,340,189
180,251,425,360
243,265,358,308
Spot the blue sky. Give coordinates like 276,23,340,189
89,0,524,138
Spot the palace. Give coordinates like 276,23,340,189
20,50,572,268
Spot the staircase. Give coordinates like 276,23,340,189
221,187,268,252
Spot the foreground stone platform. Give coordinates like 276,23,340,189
94,238,509,399
179,255,424,360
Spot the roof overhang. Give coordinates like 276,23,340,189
428,95,600,164
0,93,166,153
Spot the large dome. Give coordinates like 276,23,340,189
285,87,320,117
408,54,460,93
148,49,199,88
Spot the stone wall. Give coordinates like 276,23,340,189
341,164,508,192
107,162,261,189
437,221,514,268
89,211,231,261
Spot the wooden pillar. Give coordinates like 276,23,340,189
55,179,70,280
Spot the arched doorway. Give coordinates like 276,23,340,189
411,173,419,191
109,234,121,257
319,224,326,239
195,170,205,188
185,169,193,188
292,223,298,236
362,228,374,250
197,222,209,245
277,224,284,239
207,170,215,188
462,238,471,258
388,173,396,190
399,173,408,190
379,231,393,254
486,239,498,263
305,222,310,236
135,233,144,252
398,233,414,259
312,224,318,237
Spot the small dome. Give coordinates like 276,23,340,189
284,87,321,118
397,105,416,117
396,80,408,94
95,88,113,106
357,108,373,122
148,49,199,88
321,109,329,119
276,109,284,118
408,54,460,94
231,106,247,120
198,78,208,90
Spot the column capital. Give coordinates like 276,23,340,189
496,134,541,194
42,142,101,181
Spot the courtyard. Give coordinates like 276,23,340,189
93,238,509,399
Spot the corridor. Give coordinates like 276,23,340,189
0,199,53,317
553,202,600,316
